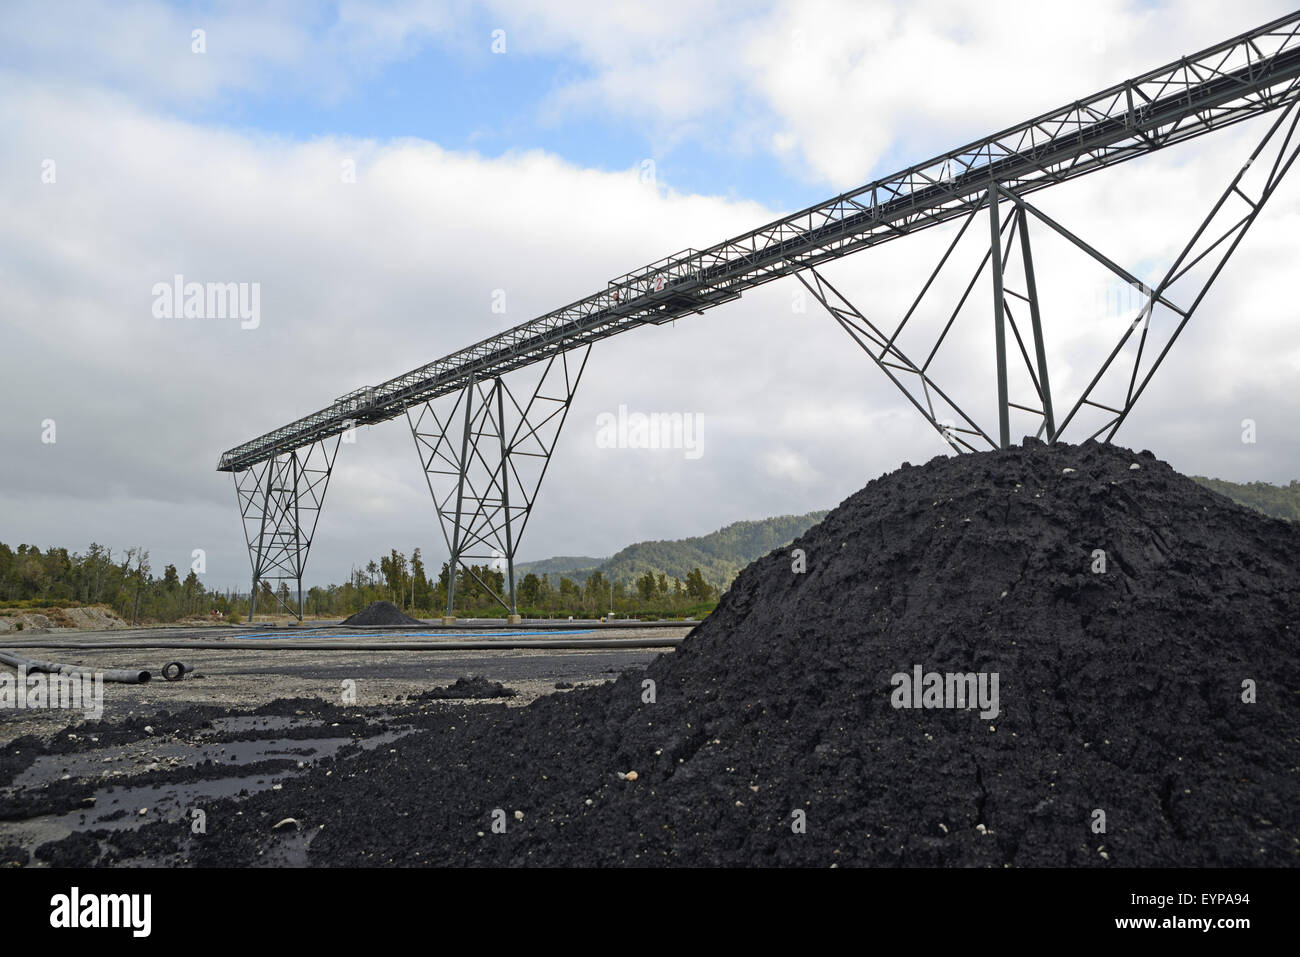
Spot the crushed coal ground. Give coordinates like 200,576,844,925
409,677,519,700
0,845,27,868
18,440,1300,866
340,601,422,626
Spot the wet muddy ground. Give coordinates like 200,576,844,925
0,631,675,866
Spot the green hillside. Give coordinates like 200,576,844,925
600,512,828,588
521,512,828,590
1189,476,1300,521
514,555,604,579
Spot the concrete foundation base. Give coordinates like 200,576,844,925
441,616,457,625
507,614,523,625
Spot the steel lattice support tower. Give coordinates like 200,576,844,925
233,437,340,620
407,346,590,618
797,95,1300,451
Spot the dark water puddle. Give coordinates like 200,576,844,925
1,717,417,863
5,770,293,856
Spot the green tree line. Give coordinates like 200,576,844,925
0,542,716,623
305,548,717,619
0,543,245,623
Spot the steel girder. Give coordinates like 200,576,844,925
218,13,1300,473
407,346,590,617
802,95,1300,450
232,437,340,620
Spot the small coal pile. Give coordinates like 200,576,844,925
414,677,518,700
340,601,421,626
130,440,1299,867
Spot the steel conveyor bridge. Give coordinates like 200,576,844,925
219,12,1300,620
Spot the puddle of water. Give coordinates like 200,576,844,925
0,721,419,862
1,769,294,858
13,727,415,790
231,629,597,639
13,742,194,788
208,715,324,733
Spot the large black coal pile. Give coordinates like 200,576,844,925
140,440,1300,866
340,601,422,626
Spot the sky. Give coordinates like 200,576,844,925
2,0,1299,592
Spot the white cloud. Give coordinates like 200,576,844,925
487,0,1300,186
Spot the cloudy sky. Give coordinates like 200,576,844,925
3,0,1299,591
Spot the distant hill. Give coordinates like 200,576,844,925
519,512,829,590
1190,476,1300,521
514,555,605,580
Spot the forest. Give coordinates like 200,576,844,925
0,543,717,623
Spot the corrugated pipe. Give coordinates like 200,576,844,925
161,661,193,682
0,649,151,684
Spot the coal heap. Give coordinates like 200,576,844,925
340,601,422,627
169,441,1300,866
414,677,519,700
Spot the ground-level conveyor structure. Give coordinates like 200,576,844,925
218,12,1300,620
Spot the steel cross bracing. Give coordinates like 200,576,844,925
218,12,1300,473
407,347,590,616
233,437,340,619
799,93,1300,452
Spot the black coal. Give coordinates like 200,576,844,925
97,440,1300,866
413,677,518,700
340,601,422,626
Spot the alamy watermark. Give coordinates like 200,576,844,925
50,887,150,937
595,404,703,460
890,665,1000,720
1092,277,1157,326
152,275,260,329
1,666,104,719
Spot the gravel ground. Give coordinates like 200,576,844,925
0,631,680,866
0,637,677,740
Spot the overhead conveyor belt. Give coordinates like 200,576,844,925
215,13,1300,622
218,12,1300,472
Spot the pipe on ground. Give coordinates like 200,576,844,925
0,638,682,652
0,649,151,684
161,661,194,682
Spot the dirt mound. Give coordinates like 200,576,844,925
0,604,127,635
98,440,1300,867
413,677,518,700
340,602,422,627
